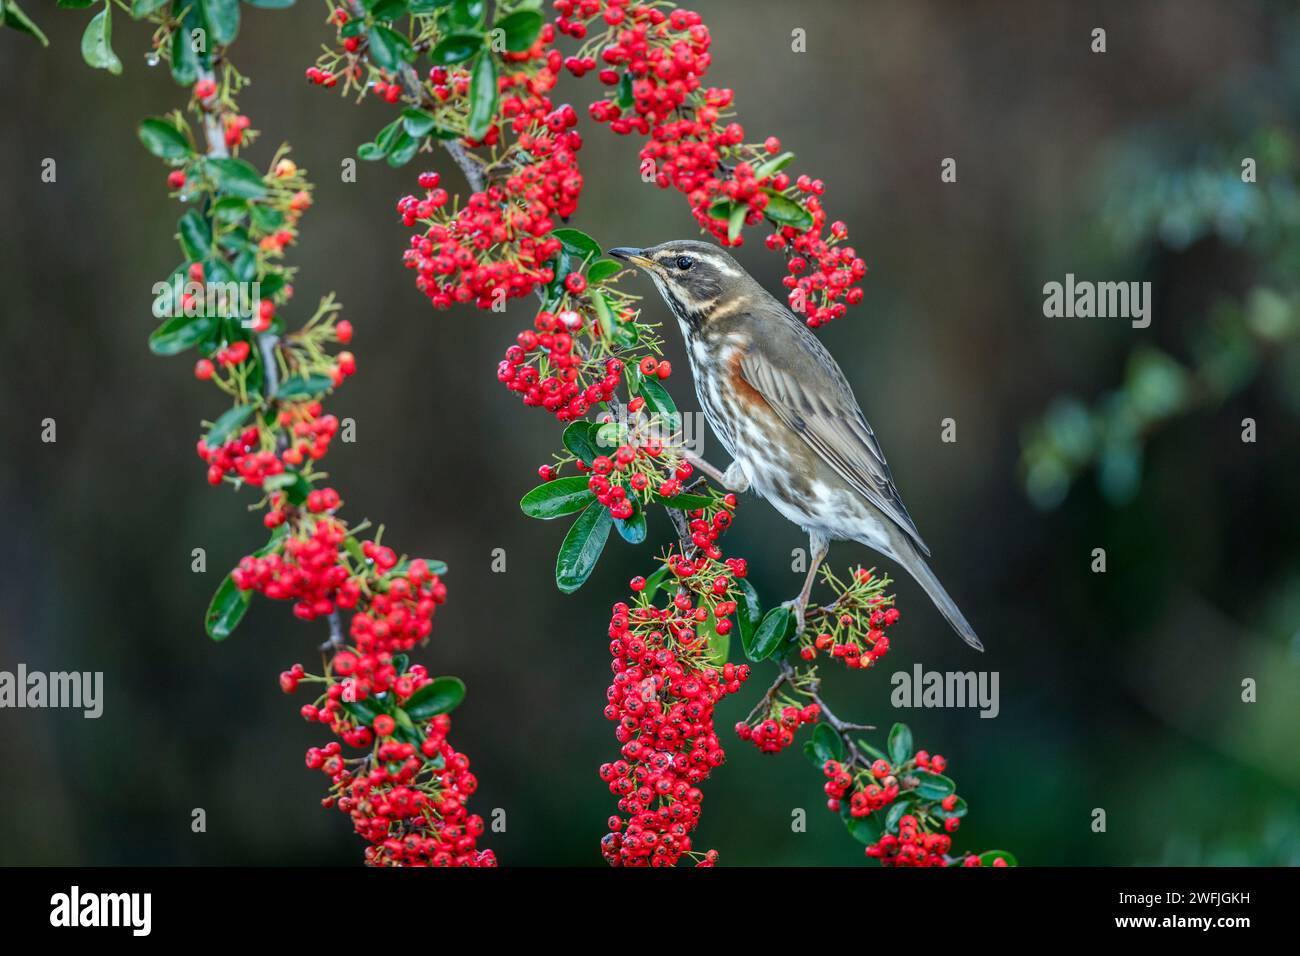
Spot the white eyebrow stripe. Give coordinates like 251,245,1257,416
657,250,742,278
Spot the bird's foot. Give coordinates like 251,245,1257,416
781,596,807,635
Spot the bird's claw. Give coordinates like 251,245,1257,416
722,460,750,493
781,596,807,635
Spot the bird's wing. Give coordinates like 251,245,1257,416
740,343,931,557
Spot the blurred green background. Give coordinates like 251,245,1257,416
1,0,1297,866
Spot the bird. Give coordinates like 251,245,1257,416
608,240,983,651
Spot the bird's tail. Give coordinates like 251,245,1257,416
882,535,983,652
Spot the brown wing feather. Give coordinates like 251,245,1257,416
739,334,931,557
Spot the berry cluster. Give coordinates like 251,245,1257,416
798,566,900,669
601,592,749,866
304,714,495,867
736,701,820,754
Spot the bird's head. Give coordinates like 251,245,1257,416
609,240,759,332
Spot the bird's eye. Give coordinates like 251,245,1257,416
674,255,695,271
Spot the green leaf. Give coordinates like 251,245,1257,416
638,377,677,426
58,0,97,7
727,202,746,243
551,227,601,262
562,421,601,463
81,4,122,75
341,696,384,725
401,107,441,138
616,71,634,110
978,850,1018,867
911,769,956,801
844,811,882,846
138,118,192,159
130,0,170,15
856,737,889,764
447,0,483,29
276,373,333,400
748,606,792,661
386,130,420,167
212,196,249,223
884,797,915,834
263,470,311,505
197,0,238,44
932,795,968,821
204,403,254,446
887,722,913,765
429,31,482,64
735,577,762,652
639,563,671,604
555,502,613,593
177,209,211,259
170,8,207,85
591,290,614,340
520,475,594,519
702,606,728,665
802,739,822,770
209,157,267,199
494,8,542,51
753,150,795,181
586,259,622,284
205,571,251,640
762,189,814,230
243,0,295,6
4,0,50,45
657,491,713,510
811,722,843,764
403,676,466,719
368,24,413,71
613,497,646,544
148,314,216,356
368,0,408,21
466,51,498,140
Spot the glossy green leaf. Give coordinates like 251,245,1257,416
138,118,192,159
552,227,601,262
4,1,50,45
341,696,384,725
148,313,216,355
368,0,408,20
429,31,482,64
204,572,250,640
276,373,333,400
727,202,746,243
735,577,762,651
177,209,211,260
198,0,238,44
978,850,1018,867
911,769,956,800
703,606,729,665
447,0,483,29
262,470,310,505
613,498,646,544
170,8,207,85
586,258,622,284
204,403,254,446
368,24,413,71
562,420,601,463
844,810,882,846
753,150,795,181
466,51,498,140
638,377,677,425
591,290,614,340
932,795,968,821
555,502,613,593
762,189,814,230
639,563,671,604
403,676,466,719
884,797,915,834
401,107,456,140
209,157,267,199
494,8,542,51
658,491,712,510
130,0,170,14
811,722,843,764
81,5,122,75
386,130,420,167
520,475,594,519
242,0,295,6
887,722,913,765
748,605,792,661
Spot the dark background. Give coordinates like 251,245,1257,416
1,0,1297,866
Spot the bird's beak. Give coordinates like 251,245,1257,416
609,247,659,272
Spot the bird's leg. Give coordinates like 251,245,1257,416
784,532,829,634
